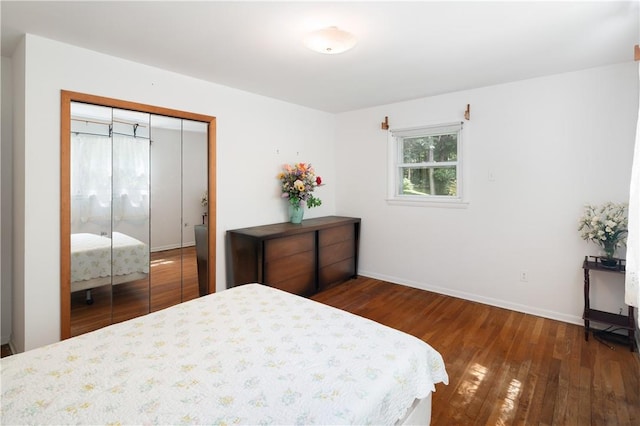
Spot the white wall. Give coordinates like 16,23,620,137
150,127,207,251
12,34,336,352
181,128,208,247
1,57,14,344
11,38,26,353
150,126,185,250
336,63,638,325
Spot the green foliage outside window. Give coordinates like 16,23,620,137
401,134,458,196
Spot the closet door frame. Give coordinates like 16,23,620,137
60,90,217,340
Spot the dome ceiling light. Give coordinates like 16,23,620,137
304,26,357,54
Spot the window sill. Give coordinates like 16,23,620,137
386,197,469,209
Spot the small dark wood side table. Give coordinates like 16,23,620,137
582,256,636,351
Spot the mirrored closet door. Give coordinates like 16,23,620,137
148,115,208,311
69,103,152,334
61,91,216,339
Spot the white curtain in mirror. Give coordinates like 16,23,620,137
112,134,150,226
70,133,111,231
70,133,150,233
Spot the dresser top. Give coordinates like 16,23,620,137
227,216,360,239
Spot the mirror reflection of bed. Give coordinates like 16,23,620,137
70,245,200,337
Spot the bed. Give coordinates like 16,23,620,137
71,232,149,301
1,284,448,425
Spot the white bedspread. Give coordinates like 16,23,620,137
71,232,149,282
1,284,448,425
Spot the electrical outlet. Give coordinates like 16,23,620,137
520,271,528,282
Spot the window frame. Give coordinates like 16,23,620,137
387,121,468,208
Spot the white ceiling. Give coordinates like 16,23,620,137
1,1,638,113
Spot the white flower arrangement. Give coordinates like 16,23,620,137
578,202,628,259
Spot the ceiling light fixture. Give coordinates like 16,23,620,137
304,26,357,55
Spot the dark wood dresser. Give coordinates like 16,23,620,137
227,216,361,296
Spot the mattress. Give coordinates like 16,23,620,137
1,284,448,425
70,231,149,286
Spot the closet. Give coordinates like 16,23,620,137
60,91,216,339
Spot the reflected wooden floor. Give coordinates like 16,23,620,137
70,247,200,337
312,277,640,426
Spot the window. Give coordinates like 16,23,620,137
388,122,466,206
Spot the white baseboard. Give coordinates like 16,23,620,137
358,270,584,326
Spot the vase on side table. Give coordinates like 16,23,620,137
290,204,304,224
600,241,618,268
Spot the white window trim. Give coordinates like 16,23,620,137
386,121,468,208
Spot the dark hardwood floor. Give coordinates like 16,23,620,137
312,277,640,425
1,343,11,358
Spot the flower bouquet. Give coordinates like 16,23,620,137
578,202,628,264
278,163,322,223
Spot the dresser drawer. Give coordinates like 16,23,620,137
319,239,354,266
267,270,316,297
319,258,356,291
265,251,315,284
319,224,354,247
265,232,314,261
